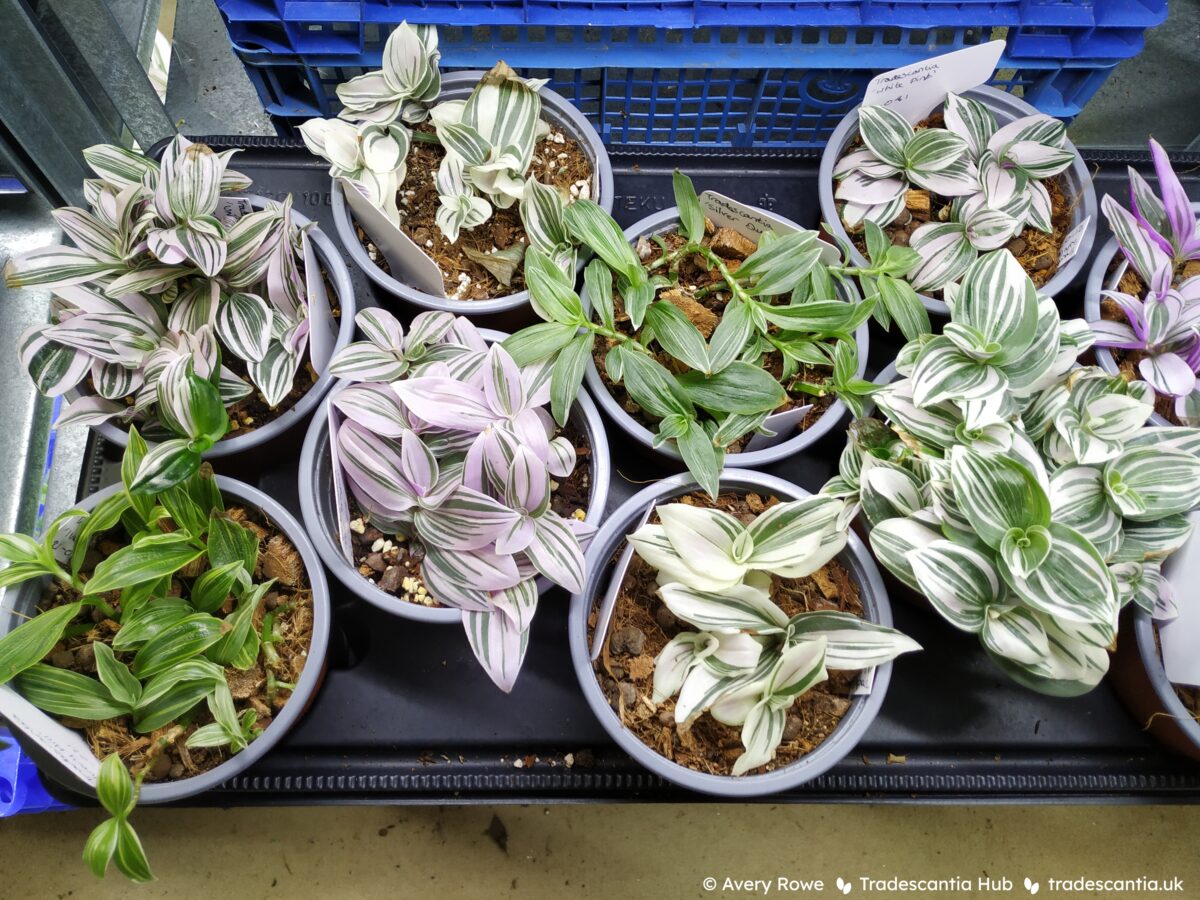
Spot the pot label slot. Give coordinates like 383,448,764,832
1160,518,1200,686
338,176,446,297
1057,215,1092,269
302,232,336,373
0,685,101,787
862,41,1006,125
217,196,254,226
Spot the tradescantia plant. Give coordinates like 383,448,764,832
4,135,326,485
628,497,919,775
835,93,1075,292
504,172,929,499
300,22,565,257
0,434,311,881
824,248,1200,695
327,309,593,691
1092,138,1200,422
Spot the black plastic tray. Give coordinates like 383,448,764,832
65,140,1200,804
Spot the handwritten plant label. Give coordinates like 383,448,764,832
338,177,446,297
699,191,840,265
862,41,1005,125
853,666,876,697
302,232,336,373
1159,512,1200,686
327,402,354,565
217,196,254,227
0,686,102,787
1057,215,1092,268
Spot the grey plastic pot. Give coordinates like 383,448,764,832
818,84,1098,316
1083,203,1200,427
568,469,894,797
74,195,356,459
582,207,868,471
0,477,331,802
298,330,612,624
330,71,614,317
1109,513,1200,761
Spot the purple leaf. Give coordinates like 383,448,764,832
336,421,418,514
1150,138,1199,259
413,486,517,551
547,436,577,479
418,558,492,612
399,429,439,497
1140,351,1197,397
422,541,522,592
494,515,536,555
523,513,587,593
463,603,531,693
504,446,550,516
483,344,527,418
332,383,413,437
393,376,496,432
356,308,405,351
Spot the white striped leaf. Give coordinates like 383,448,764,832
1102,446,1200,521
860,465,926,527
907,222,975,293
1112,515,1193,563
422,542,521,592
413,486,514,551
981,605,1050,666
904,128,968,174
868,517,942,591
707,679,765,726
650,504,746,588
911,336,1007,407
1003,140,1074,180
247,340,299,408
987,115,1065,156
908,540,999,633
978,151,1020,207
675,651,778,726
906,155,979,196
18,326,90,397
1100,194,1170,284
1049,464,1122,559
767,637,829,705
216,291,271,363
874,382,960,448
999,524,1052,578
1082,393,1152,443
731,701,787,776
1001,302,1062,395
857,105,911,168
1110,560,1165,614
955,250,1038,364
461,61,542,172
644,300,710,374
91,359,141,400
658,581,787,635
332,383,412,437
787,611,921,669
57,395,126,428
463,603,531,694
51,207,121,263
106,265,183,297
522,512,586,593
700,632,765,677
743,496,844,573
950,447,1051,548
997,522,1116,627
834,147,900,179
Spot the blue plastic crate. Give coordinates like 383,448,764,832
236,40,1119,148
0,730,73,817
217,0,1166,44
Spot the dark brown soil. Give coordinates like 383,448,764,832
588,490,862,777
843,112,1074,295
348,421,592,607
1098,257,1200,426
593,227,836,453
356,123,594,300
36,503,314,784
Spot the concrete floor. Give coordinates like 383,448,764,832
2,804,1199,897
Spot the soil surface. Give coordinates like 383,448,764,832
356,123,594,300
1098,258,1200,425
588,490,863,777
594,226,836,453
37,503,314,784
347,421,592,608
843,112,1075,296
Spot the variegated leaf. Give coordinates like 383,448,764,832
997,522,1116,627
658,581,787,635
908,539,999,632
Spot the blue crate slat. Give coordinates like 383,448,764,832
235,42,1119,148
0,729,73,817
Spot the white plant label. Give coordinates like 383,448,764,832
853,666,876,697
338,177,446,297
1159,514,1200,686
0,686,101,787
862,41,1006,125
327,404,354,564
1057,215,1092,268
302,232,336,373
699,191,840,265
217,196,254,226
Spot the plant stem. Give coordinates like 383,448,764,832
260,602,292,669
80,595,118,620
411,130,441,146
133,724,185,784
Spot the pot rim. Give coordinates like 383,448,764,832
76,195,356,457
297,329,612,624
581,206,866,467
818,84,1098,316
330,71,614,314
1133,609,1200,751
1,475,331,803
567,469,893,797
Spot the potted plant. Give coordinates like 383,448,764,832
823,247,1200,696
3,136,355,477
504,172,927,497
568,469,918,796
301,22,613,317
819,85,1096,315
297,308,607,691
1085,138,1200,426
0,433,329,881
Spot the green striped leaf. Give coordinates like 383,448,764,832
207,513,259,577
950,447,1051,548
908,540,999,632
675,362,784,415
133,658,225,733
1103,446,1200,521
645,300,710,374
732,700,787,776
868,517,942,591
111,598,192,651
549,332,592,427
738,231,823,297
0,602,82,685
998,522,1116,627
14,664,126,719
190,561,247,614
247,340,299,409
564,199,641,283
911,336,1006,407
131,613,224,678
92,642,142,709
216,291,271,363
1048,464,1122,559
981,605,1050,666
86,533,203,595
208,582,267,668
787,611,921,669
673,171,705,243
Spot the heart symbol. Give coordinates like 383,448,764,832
1024,877,1040,895
836,877,852,895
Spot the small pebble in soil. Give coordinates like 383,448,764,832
618,682,637,707
783,714,804,741
51,649,74,668
611,625,646,656
655,605,677,631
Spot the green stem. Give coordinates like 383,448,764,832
412,130,442,146
260,601,292,668
80,595,118,620
580,318,654,356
